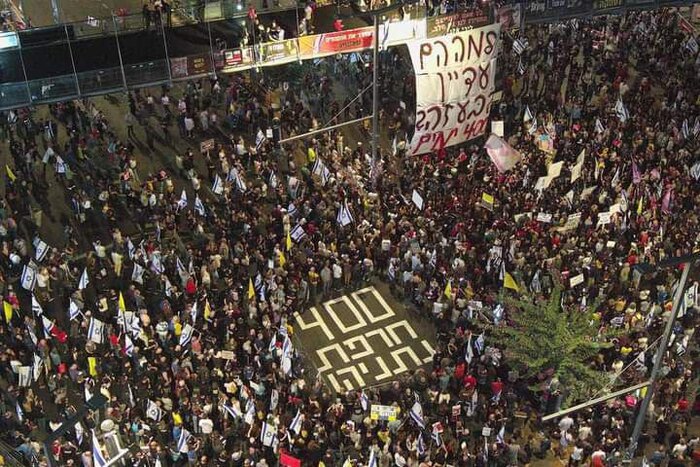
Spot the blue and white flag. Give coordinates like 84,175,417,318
16,401,24,422
177,427,192,453
33,237,49,262
523,105,534,122
268,333,277,353
21,265,37,291
150,251,164,274
690,161,700,181
221,403,242,419
212,174,224,195
260,422,277,448
127,238,136,260
131,263,145,285
194,196,206,217
290,224,306,243
682,119,690,140
336,200,354,226
387,262,396,282
180,324,194,347
312,157,331,186
528,116,538,135
146,400,164,421
287,203,298,217
74,421,83,445
595,118,605,133
496,424,505,444
517,58,526,75
289,409,303,434
92,430,107,467
31,295,43,316
88,318,105,344
270,389,279,411
475,333,485,354
360,391,369,411
282,335,293,357
269,171,278,189
177,189,188,210
409,401,425,429
614,97,629,123
368,447,378,467
465,335,474,364
124,335,134,357
78,267,89,290
417,432,426,456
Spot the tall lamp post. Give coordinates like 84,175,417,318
625,253,699,461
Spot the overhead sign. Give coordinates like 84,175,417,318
427,7,490,38
407,24,501,156
299,27,375,56
370,404,399,421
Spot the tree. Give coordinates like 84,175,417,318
494,286,616,407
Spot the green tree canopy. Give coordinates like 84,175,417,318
495,286,616,406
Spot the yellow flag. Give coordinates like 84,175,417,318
248,278,255,300
118,292,126,313
5,165,16,182
278,250,286,268
504,272,520,291
3,301,12,322
87,357,98,376
286,231,292,252
204,300,212,320
172,412,182,426
482,193,494,205
444,280,452,300
637,195,643,215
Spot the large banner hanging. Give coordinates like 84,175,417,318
408,24,501,156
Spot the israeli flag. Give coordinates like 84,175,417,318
127,238,136,260
336,200,354,227
229,168,247,192
255,129,267,151
429,249,437,269
91,430,107,467
150,251,164,274
269,171,278,189
177,427,192,453
417,432,425,456
124,335,134,357
177,189,188,210
88,318,105,344
78,267,89,290
409,401,425,429
681,119,690,140
222,403,242,419
465,335,474,364
312,158,331,186
33,237,49,262
614,97,629,123
21,265,37,291
693,117,700,137
31,295,43,316
131,263,145,285
290,224,306,242
281,354,292,375
16,401,24,422
431,428,443,447
282,335,293,357
212,174,224,195
194,196,206,217
289,409,303,435
68,299,81,321
595,118,605,133
287,203,298,217
146,400,164,421
512,37,527,55
387,262,396,282
368,447,378,467
475,333,485,354
261,422,277,448
528,116,538,135
523,105,533,122
74,421,84,445
270,389,279,411
360,391,369,411
496,424,505,444
268,334,277,353
180,324,194,347
516,58,526,75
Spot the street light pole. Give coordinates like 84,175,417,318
371,14,379,164
625,258,694,460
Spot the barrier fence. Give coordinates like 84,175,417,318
0,0,695,111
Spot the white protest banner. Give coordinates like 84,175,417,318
536,213,552,223
570,273,584,288
491,120,504,137
597,211,612,226
609,203,622,215
411,190,424,210
370,404,399,421
534,176,554,191
547,161,564,178
408,24,501,155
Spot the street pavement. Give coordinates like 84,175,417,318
294,282,437,393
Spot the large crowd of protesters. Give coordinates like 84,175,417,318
0,5,698,467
